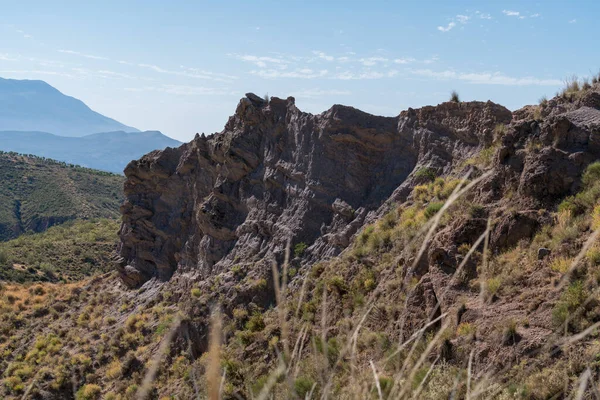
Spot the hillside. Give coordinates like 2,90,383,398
0,152,124,241
0,218,119,283
4,81,600,399
0,130,182,174
0,77,138,137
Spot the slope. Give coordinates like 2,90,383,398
0,218,120,283
0,152,124,241
4,81,600,399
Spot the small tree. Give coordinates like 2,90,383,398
450,90,460,103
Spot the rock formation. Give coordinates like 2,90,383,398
117,94,513,288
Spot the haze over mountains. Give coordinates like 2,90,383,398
0,77,181,173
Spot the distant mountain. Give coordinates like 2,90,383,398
0,152,124,241
0,130,182,173
0,77,138,136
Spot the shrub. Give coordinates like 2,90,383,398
190,288,202,298
364,278,376,292
415,167,437,182
562,75,580,97
106,359,122,379
252,278,267,290
450,90,460,103
493,124,508,140
327,276,348,293
457,322,476,338
245,312,265,332
75,384,102,400
3,376,24,393
486,277,502,297
294,376,315,398
550,257,571,274
424,202,444,219
586,247,600,265
502,320,518,345
552,280,587,327
582,161,600,188
294,242,308,258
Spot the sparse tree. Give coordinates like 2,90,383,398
450,90,460,103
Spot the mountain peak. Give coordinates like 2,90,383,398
0,77,139,136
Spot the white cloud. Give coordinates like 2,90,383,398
569,19,577,23
292,88,351,98
138,63,168,73
58,49,109,60
359,57,388,66
456,15,470,24
313,51,335,61
334,70,398,80
230,54,289,69
479,13,492,20
124,85,238,96
438,22,456,32
180,66,238,81
137,63,236,82
530,13,540,18
96,70,139,79
423,56,439,64
0,53,18,61
502,10,526,19
251,69,329,79
0,69,75,78
16,29,33,39
393,57,416,64
410,69,562,86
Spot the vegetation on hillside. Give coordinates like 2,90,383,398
0,152,123,241
0,218,119,283
4,82,600,399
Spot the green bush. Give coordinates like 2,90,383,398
294,242,308,258
294,376,315,398
415,168,437,182
424,202,444,219
552,280,587,327
75,384,102,400
245,312,265,332
582,161,600,188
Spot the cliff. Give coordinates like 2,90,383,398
117,94,512,288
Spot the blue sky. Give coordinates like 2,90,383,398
0,0,597,141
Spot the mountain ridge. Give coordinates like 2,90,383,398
0,130,181,173
0,77,138,136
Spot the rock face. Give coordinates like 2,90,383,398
117,95,512,287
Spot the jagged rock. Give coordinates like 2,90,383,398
117,97,512,287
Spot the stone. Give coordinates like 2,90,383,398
538,247,551,260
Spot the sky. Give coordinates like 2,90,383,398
1,0,598,142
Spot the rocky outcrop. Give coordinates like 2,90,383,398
117,95,512,287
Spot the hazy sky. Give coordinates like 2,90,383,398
1,0,597,142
